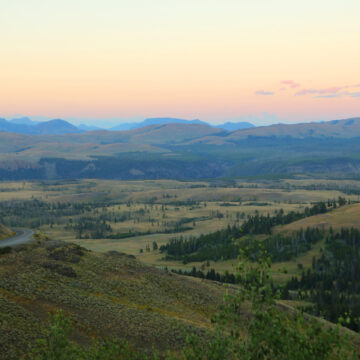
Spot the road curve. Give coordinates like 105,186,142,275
0,228,34,248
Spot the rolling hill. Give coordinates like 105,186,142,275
0,123,225,161
218,117,360,141
0,238,359,358
1,117,360,180
0,240,223,359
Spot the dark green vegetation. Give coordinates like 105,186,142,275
171,227,360,333
0,199,94,229
161,198,360,333
160,200,341,263
171,266,237,284
2,117,360,180
0,199,199,239
285,228,360,332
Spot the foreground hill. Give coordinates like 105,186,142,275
0,240,223,359
1,239,359,359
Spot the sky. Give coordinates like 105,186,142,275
1,0,360,126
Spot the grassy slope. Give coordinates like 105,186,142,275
1,240,359,359
0,241,224,359
274,203,360,233
0,123,224,162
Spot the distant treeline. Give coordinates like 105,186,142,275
171,267,237,284
160,198,348,263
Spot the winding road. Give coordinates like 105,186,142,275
0,228,34,247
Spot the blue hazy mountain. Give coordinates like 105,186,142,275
0,116,256,134
78,124,103,131
214,122,255,131
110,117,207,131
110,117,255,131
0,118,82,135
34,119,82,134
10,117,39,126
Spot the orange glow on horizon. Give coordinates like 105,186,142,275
1,0,359,124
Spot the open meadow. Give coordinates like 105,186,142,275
1,178,360,283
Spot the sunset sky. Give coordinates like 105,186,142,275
1,0,360,125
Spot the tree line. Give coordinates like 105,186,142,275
160,199,347,263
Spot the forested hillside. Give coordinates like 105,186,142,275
160,199,340,263
160,198,360,333
285,227,360,331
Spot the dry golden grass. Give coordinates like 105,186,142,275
275,203,360,233
2,178,360,283
1,178,359,204
43,200,302,256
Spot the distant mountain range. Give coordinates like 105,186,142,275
2,115,360,140
0,117,255,135
1,116,360,181
0,118,82,135
9,117,38,126
110,117,255,131
110,117,206,130
216,121,255,131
